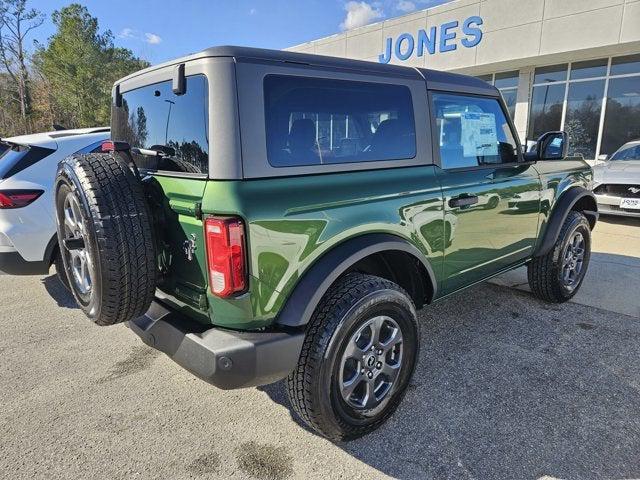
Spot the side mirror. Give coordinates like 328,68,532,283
524,131,568,161
597,154,608,162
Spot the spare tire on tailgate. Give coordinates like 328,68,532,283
54,153,157,326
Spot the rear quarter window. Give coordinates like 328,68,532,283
0,145,56,180
264,75,416,168
112,74,209,175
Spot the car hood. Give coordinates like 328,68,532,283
593,160,640,185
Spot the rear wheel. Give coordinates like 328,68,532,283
55,153,157,326
287,273,419,441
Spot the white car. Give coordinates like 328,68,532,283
593,140,640,218
0,127,110,279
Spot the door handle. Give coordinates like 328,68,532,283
449,195,479,208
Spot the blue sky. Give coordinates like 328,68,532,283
32,0,452,64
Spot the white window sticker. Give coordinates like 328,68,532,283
460,112,498,157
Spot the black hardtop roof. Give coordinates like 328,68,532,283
116,45,497,95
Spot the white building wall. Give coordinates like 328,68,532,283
287,0,640,151
288,0,640,75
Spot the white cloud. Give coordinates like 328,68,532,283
118,28,161,45
118,28,135,39
249,8,257,15
340,1,384,31
144,33,162,44
396,0,416,12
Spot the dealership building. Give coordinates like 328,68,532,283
288,0,640,161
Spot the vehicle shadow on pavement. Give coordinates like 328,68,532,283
41,274,78,309
261,283,640,479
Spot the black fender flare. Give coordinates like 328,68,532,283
44,233,59,266
534,186,598,257
275,233,437,328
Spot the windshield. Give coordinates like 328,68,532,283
610,144,640,161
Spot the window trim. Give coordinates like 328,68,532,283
428,90,524,172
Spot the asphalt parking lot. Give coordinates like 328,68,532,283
1,216,639,480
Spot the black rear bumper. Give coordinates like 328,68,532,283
127,301,305,390
0,251,50,275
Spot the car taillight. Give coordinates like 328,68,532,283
101,140,114,152
0,190,43,209
204,217,247,297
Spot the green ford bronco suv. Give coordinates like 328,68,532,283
54,47,598,441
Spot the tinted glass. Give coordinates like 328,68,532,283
611,54,640,76
432,93,518,169
534,64,568,84
494,71,519,89
264,75,416,167
564,79,605,159
528,83,565,140
0,145,55,179
500,89,517,120
112,75,209,174
600,77,640,155
569,59,607,80
611,144,640,161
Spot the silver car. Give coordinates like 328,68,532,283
593,141,640,218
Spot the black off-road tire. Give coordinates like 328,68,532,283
53,251,70,291
54,153,157,326
286,273,419,441
527,210,591,303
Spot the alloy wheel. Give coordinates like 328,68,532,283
62,192,92,296
338,315,403,410
561,230,585,291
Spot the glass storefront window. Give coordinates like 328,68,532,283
564,80,605,159
570,59,608,80
610,54,640,76
476,74,492,84
534,64,568,84
528,83,565,140
500,89,517,120
600,76,640,155
494,71,519,89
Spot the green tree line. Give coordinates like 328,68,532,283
0,0,149,137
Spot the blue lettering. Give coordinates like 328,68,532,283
439,20,458,53
417,27,437,56
462,16,483,48
378,16,484,63
379,37,392,64
395,33,415,61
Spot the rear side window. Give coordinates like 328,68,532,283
264,75,416,167
431,92,519,169
0,145,56,180
112,74,209,174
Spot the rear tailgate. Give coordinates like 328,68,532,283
151,175,209,311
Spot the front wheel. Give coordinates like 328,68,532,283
286,273,419,441
528,210,592,303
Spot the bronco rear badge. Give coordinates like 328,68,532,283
183,234,197,261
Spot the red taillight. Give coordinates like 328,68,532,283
0,190,43,209
204,217,247,297
101,140,115,152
